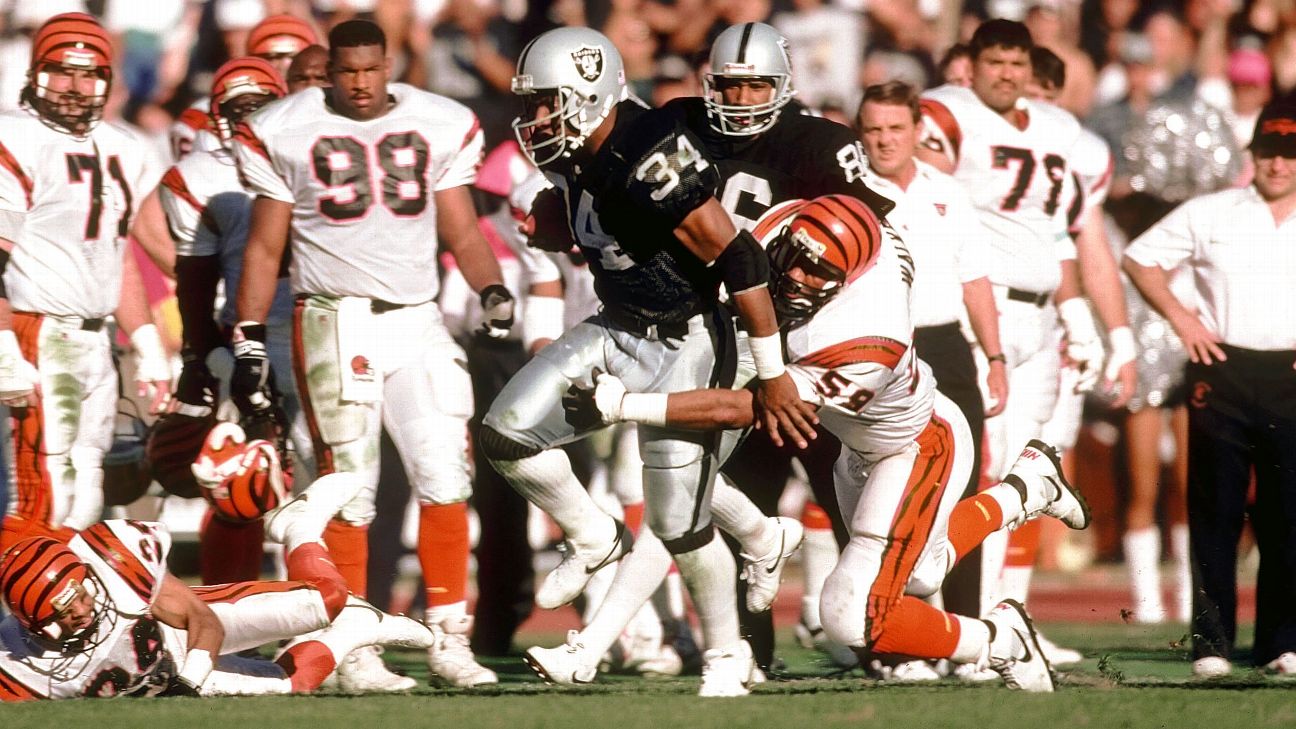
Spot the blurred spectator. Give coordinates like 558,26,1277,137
0,1,88,111
1025,0,1096,116
939,43,974,86
650,53,701,107
419,0,519,147
604,7,658,100
1088,33,1158,176
213,0,267,57
104,0,202,115
773,0,865,115
1081,0,1141,96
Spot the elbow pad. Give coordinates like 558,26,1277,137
712,229,769,296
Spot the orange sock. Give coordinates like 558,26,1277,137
286,542,348,619
276,640,336,693
1005,519,1041,568
418,502,469,608
947,493,1004,561
801,502,833,531
622,502,644,536
870,596,961,659
200,512,264,584
323,519,369,598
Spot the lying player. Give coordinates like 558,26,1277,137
0,444,435,700
569,195,1092,691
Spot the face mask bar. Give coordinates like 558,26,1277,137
703,73,793,137
768,230,845,325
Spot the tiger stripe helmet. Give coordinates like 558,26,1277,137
192,422,288,523
768,194,884,325
209,56,287,145
0,537,94,643
26,13,113,133
248,14,318,59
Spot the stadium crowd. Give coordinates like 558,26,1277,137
0,0,1292,700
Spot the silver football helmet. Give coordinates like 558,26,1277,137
511,27,627,167
704,22,795,137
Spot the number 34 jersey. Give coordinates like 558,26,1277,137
235,83,483,305
0,110,150,318
0,521,182,701
919,84,1081,293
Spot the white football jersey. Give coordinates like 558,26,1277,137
0,110,151,318
781,227,936,459
0,521,186,700
1065,127,1114,234
920,85,1082,293
235,84,483,304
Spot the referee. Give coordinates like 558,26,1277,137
1124,100,1296,677
856,81,1008,620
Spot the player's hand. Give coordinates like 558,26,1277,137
520,187,575,253
984,359,1008,417
230,322,275,416
1058,297,1103,393
561,368,625,429
754,373,818,449
171,352,218,414
0,330,38,408
479,284,516,339
130,323,174,414
1100,326,1138,408
1169,310,1227,366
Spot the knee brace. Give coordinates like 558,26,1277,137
478,424,543,461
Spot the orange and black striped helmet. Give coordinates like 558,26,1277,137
209,56,287,144
768,194,884,325
248,14,318,59
27,13,113,133
0,536,91,641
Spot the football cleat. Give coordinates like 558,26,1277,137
426,615,498,688
336,645,416,693
524,631,599,686
1193,656,1232,678
1004,439,1090,530
698,640,757,698
984,600,1055,692
741,517,805,613
536,518,632,609
1266,652,1296,675
1035,629,1083,666
888,659,944,682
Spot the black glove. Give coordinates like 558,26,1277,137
230,322,274,417
172,348,218,413
479,285,515,339
524,187,576,253
560,368,603,432
157,677,201,697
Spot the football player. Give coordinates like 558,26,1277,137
0,462,438,700
153,57,300,589
482,26,816,697
231,20,508,689
0,13,172,554
573,195,1092,692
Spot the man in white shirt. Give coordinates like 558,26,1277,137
855,80,1006,627
1124,100,1296,679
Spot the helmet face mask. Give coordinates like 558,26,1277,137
704,23,795,137
769,228,846,325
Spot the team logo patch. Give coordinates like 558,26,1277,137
1190,381,1211,409
571,46,604,82
933,203,946,216
350,355,374,379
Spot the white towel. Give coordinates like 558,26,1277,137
337,297,382,403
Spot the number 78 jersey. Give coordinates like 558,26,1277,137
919,84,1081,293
234,84,483,304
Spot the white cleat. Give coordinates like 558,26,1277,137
984,600,1056,692
537,519,632,609
742,517,805,613
1266,652,1296,675
889,659,944,682
1035,630,1083,666
953,662,1000,683
1193,656,1232,678
427,615,498,687
604,631,684,677
1005,439,1090,529
698,640,757,697
263,493,312,545
524,630,599,686
336,645,417,693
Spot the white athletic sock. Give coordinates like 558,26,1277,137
983,481,1027,527
426,600,467,625
672,532,740,651
710,476,774,555
492,449,612,548
580,531,673,658
978,528,1008,615
950,615,992,664
800,526,837,625
1171,523,1192,622
1124,526,1165,622
999,565,1032,604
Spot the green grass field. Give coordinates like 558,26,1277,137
4,621,1293,729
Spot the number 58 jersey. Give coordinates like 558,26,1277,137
234,84,483,305
919,84,1081,294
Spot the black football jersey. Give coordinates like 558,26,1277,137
547,99,725,327
659,98,895,231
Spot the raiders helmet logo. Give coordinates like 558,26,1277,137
571,46,604,82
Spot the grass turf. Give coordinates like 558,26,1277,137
4,621,1292,729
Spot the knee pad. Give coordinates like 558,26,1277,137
478,425,543,461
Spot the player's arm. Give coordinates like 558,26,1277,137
1074,204,1136,405
115,243,172,413
963,276,1007,416
436,184,515,338
130,189,177,279
151,572,224,696
565,368,757,431
0,239,38,409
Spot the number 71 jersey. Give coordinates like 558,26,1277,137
919,84,1081,293
234,84,483,305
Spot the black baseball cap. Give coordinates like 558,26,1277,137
1250,101,1296,157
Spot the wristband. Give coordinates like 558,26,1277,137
130,324,171,383
1057,297,1097,340
1108,326,1136,361
522,295,564,351
177,648,213,689
986,353,1006,365
749,332,786,381
619,393,669,427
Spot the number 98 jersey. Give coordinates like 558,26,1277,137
919,85,1081,294
234,84,483,305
